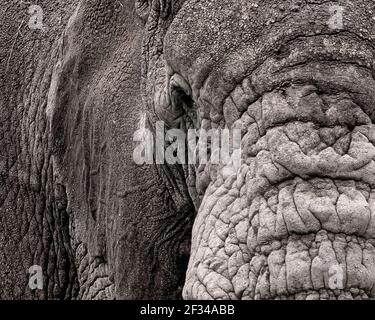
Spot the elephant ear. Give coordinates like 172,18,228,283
48,0,194,299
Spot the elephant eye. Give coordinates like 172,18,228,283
171,86,194,110
170,85,198,129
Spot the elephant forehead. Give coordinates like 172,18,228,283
164,0,265,86
164,0,375,104
165,0,263,55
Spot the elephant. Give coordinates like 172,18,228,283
1,0,375,300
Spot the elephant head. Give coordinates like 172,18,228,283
2,0,375,300
160,0,375,300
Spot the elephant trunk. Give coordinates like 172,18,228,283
183,50,375,299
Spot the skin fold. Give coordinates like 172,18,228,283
1,0,375,300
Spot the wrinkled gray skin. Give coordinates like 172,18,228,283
2,0,375,300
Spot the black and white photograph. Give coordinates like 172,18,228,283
1,0,375,308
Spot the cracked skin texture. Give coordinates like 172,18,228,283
172,0,375,300
3,0,375,300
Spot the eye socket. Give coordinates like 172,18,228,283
169,74,193,110
171,86,194,111
169,85,198,129
166,74,199,129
